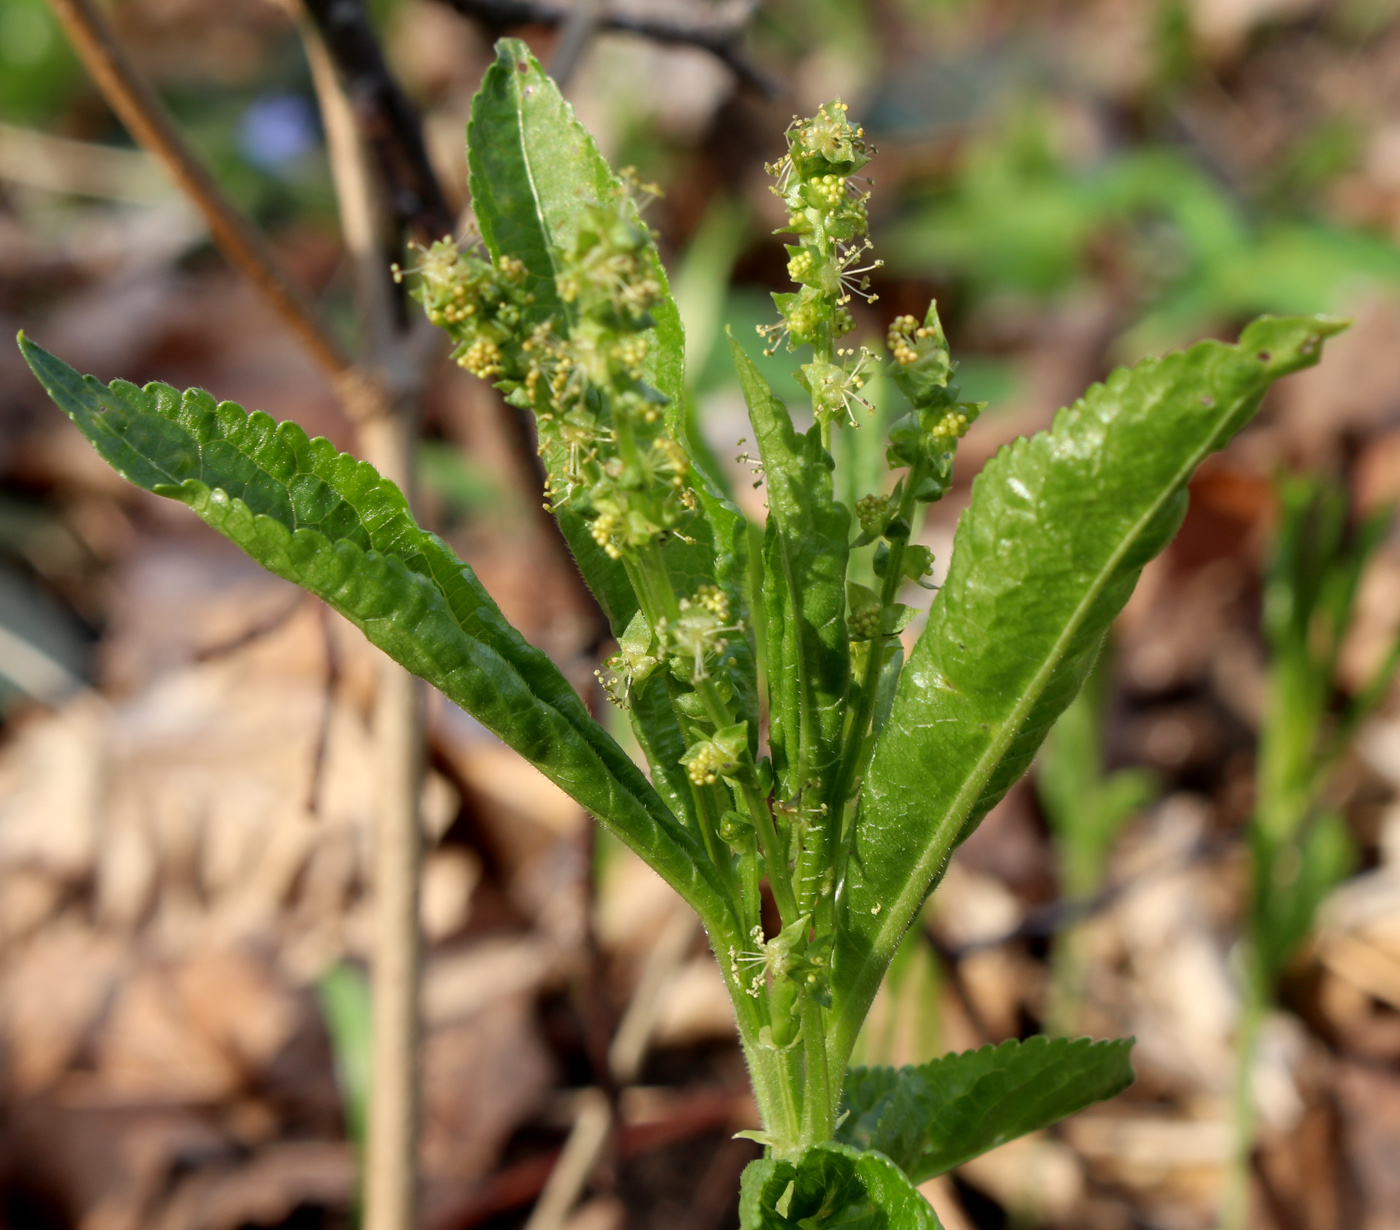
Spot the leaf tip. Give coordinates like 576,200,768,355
16,329,40,365
492,35,537,77
15,331,64,388
1237,313,1349,377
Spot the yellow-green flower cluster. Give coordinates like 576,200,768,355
884,302,986,506
404,179,694,565
663,585,739,685
397,240,529,377
757,100,883,429
680,720,748,787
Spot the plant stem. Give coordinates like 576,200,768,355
800,997,834,1145
827,460,925,887
1046,837,1106,1036
305,25,436,1230
365,640,426,1230
754,1030,804,1156
690,777,732,879
1220,947,1267,1230
742,774,798,922
439,0,780,97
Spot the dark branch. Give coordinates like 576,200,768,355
438,0,780,98
301,0,457,244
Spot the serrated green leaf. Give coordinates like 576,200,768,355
19,335,738,941
837,1036,1135,1182
466,38,755,789
740,1143,941,1230
832,315,1346,1059
728,330,850,821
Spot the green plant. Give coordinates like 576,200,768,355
1036,649,1158,1035
1220,476,1400,1230
317,962,374,1213
20,41,1347,1226
890,110,1400,356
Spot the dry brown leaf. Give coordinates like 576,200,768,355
422,936,565,1027
149,1142,354,1230
1,925,127,1093
420,994,554,1182
90,946,300,1105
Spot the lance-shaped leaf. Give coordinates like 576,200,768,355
729,332,850,822
19,336,737,939
837,1036,1135,1182
832,315,1346,1057
467,38,754,782
740,1143,940,1230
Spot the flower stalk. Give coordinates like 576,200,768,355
403,96,988,1154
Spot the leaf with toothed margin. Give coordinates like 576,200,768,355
466,37,755,816
17,333,741,944
829,315,1348,1064
837,1035,1136,1181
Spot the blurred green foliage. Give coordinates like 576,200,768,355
0,0,81,124
1037,650,1157,1035
890,108,1400,354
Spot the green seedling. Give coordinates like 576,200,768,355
1037,650,1158,1035
1221,476,1400,1230
318,962,374,1160
20,42,1346,1226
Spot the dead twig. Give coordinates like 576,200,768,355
300,0,457,243
938,826,1236,958
430,1088,752,1230
439,0,780,97
607,909,699,1085
194,593,311,663
300,14,433,1230
306,602,342,815
549,0,603,88
523,1087,613,1230
525,907,702,1229
43,0,359,397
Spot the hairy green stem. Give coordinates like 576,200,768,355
800,996,834,1145
689,777,736,893
826,460,926,904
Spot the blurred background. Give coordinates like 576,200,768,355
2,1,1400,1228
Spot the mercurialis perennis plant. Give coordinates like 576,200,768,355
19,41,1348,1228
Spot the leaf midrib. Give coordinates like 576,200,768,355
832,360,1242,1060
61,350,699,897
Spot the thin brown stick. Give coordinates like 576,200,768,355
529,907,702,1229
302,0,456,243
365,645,426,1230
607,910,699,1085
549,0,603,88
523,1088,612,1230
440,0,780,97
302,20,431,1230
49,12,430,1229
429,1088,752,1230
43,0,357,391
